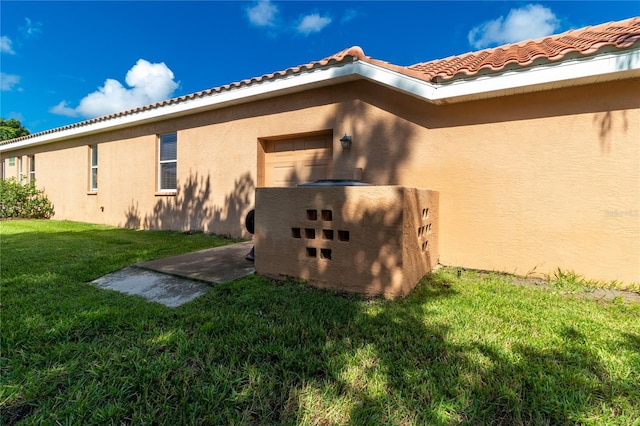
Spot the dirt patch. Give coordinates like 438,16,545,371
576,287,640,304
462,269,640,305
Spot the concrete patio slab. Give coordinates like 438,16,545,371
91,241,255,307
135,240,255,283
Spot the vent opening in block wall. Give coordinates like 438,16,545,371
306,247,317,257
305,228,316,239
322,229,334,240
291,228,302,238
338,230,350,242
421,241,429,251
422,208,429,219
320,248,332,260
418,224,432,237
321,210,333,221
306,210,317,220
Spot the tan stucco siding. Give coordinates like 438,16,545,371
1,78,638,283
347,79,639,283
0,88,350,236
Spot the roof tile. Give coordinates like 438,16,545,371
406,17,640,82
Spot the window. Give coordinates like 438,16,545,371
90,145,98,191
17,157,23,181
158,133,177,191
28,155,35,183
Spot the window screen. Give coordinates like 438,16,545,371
159,133,177,191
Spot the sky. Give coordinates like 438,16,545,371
1,1,638,134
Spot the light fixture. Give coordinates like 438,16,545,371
340,134,352,150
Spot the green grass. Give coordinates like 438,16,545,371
1,220,639,425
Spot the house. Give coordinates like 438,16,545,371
1,17,639,284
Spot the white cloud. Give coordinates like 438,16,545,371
468,4,560,49
1,36,15,54
7,112,25,122
0,73,20,91
50,59,179,118
296,13,332,35
341,9,358,24
50,100,78,117
20,18,43,38
247,0,278,27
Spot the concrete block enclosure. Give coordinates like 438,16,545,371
255,186,439,298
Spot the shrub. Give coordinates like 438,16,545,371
0,178,54,219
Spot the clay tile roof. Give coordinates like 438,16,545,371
405,16,640,82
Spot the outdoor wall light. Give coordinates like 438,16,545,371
340,134,352,150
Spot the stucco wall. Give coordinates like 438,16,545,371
348,79,639,284
1,77,638,284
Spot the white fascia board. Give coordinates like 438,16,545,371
429,48,640,104
0,63,363,152
351,48,640,105
353,61,438,99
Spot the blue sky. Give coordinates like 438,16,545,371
1,1,638,134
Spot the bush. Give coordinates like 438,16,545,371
0,178,55,219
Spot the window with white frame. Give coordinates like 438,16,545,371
18,157,23,182
28,155,35,183
158,132,177,191
90,145,98,191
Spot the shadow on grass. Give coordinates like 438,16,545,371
2,226,639,424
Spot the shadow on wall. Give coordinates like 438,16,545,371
210,172,254,237
593,110,629,154
316,94,421,295
124,172,254,237
330,97,413,185
256,186,438,298
352,78,637,157
256,96,427,297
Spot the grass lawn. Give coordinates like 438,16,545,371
1,220,639,425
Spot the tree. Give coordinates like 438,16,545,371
0,118,30,141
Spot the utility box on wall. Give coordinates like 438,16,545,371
255,186,439,298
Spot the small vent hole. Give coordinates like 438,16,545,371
291,228,302,239
338,230,350,242
321,210,333,221
322,229,334,240
305,228,316,239
307,210,318,220
306,247,317,257
320,249,332,260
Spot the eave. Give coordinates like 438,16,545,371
1,46,638,153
